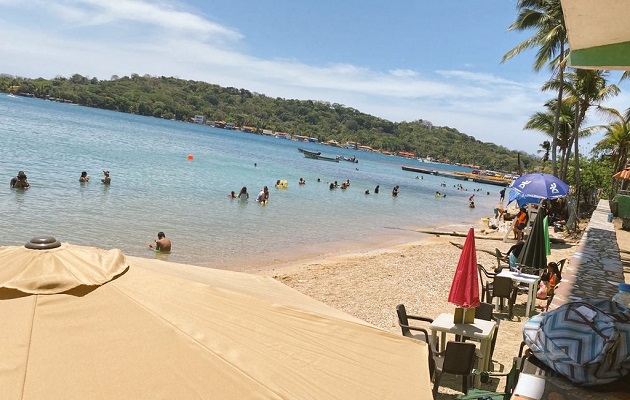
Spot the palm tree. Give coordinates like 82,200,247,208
503,0,567,177
523,100,575,177
594,106,630,194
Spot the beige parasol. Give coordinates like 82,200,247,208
613,167,630,180
0,238,432,399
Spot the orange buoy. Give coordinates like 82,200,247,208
187,154,194,160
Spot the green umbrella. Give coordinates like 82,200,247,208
517,212,547,272
543,216,551,256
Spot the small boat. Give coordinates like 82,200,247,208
337,155,358,163
303,152,339,162
298,148,321,156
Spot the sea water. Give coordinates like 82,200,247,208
0,95,503,270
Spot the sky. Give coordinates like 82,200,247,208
1,0,628,155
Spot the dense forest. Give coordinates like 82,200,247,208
0,73,538,171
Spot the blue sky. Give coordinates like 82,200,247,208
1,0,628,155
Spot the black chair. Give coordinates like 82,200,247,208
477,264,495,303
456,303,500,366
556,258,567,275
395,304,433,343
494,248,506,272
488,276,518,319
432,341,477,398
458,343,527,400
395,304,437,377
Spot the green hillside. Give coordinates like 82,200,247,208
1,73,537,171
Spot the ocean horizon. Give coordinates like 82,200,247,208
0,94,504,271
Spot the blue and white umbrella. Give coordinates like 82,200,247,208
509,173,570,200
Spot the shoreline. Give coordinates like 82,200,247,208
216,214,502,274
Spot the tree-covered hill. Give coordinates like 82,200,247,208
0,73,537,171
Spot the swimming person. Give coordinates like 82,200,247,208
374,185,379,194
228,191,236,199
10,171,30,189
101,170,111,184
148,231,171,253
238,186,249,201
392,185,399,197
79,171,90,183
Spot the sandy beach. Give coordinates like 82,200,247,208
256,219,586,398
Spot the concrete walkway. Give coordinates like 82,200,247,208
551,200,625,308
533,200,630,399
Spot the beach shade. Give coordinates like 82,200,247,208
509,173,570,200
517,213,548,272
561,0,630,70
507,188,541,207
0,238,432,399
448,227,481,312
613,167,630,180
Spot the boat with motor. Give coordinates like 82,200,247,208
337,155,358,163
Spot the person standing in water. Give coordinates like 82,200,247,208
148,232,171,253
238,186,249,202
101,170,111,184
79,171,90,183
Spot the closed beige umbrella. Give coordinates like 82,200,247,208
0,238,431,399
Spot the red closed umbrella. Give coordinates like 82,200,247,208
448,227,481,309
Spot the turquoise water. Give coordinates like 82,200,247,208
0,95,502,270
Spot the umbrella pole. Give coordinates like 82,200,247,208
454,307,476,324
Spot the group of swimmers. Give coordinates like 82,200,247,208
78,170,111,184
229,186,270,204
9,170,112,188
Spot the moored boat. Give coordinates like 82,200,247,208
298,148,321,156
304,152,339,162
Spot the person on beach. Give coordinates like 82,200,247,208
503,240,525,270
79,171,90,183
499,188,506,202
238,186,249,201
101,170,111,184
537,262,561,300
10,171,30,189
513,207,528,240
148,231,171,253
392,185,399,197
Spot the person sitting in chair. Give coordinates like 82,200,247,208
537,262,561,300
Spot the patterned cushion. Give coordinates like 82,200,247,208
523,300,630,385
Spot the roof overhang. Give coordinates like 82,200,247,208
561,0,630,70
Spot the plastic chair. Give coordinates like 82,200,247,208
395,304,433,343
457,349,525,400
494,248,506,271
455,303,500,366
432,341,477,398
488,276,518,319
395,304,437,377
477,264,495,303
556,258,567,275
